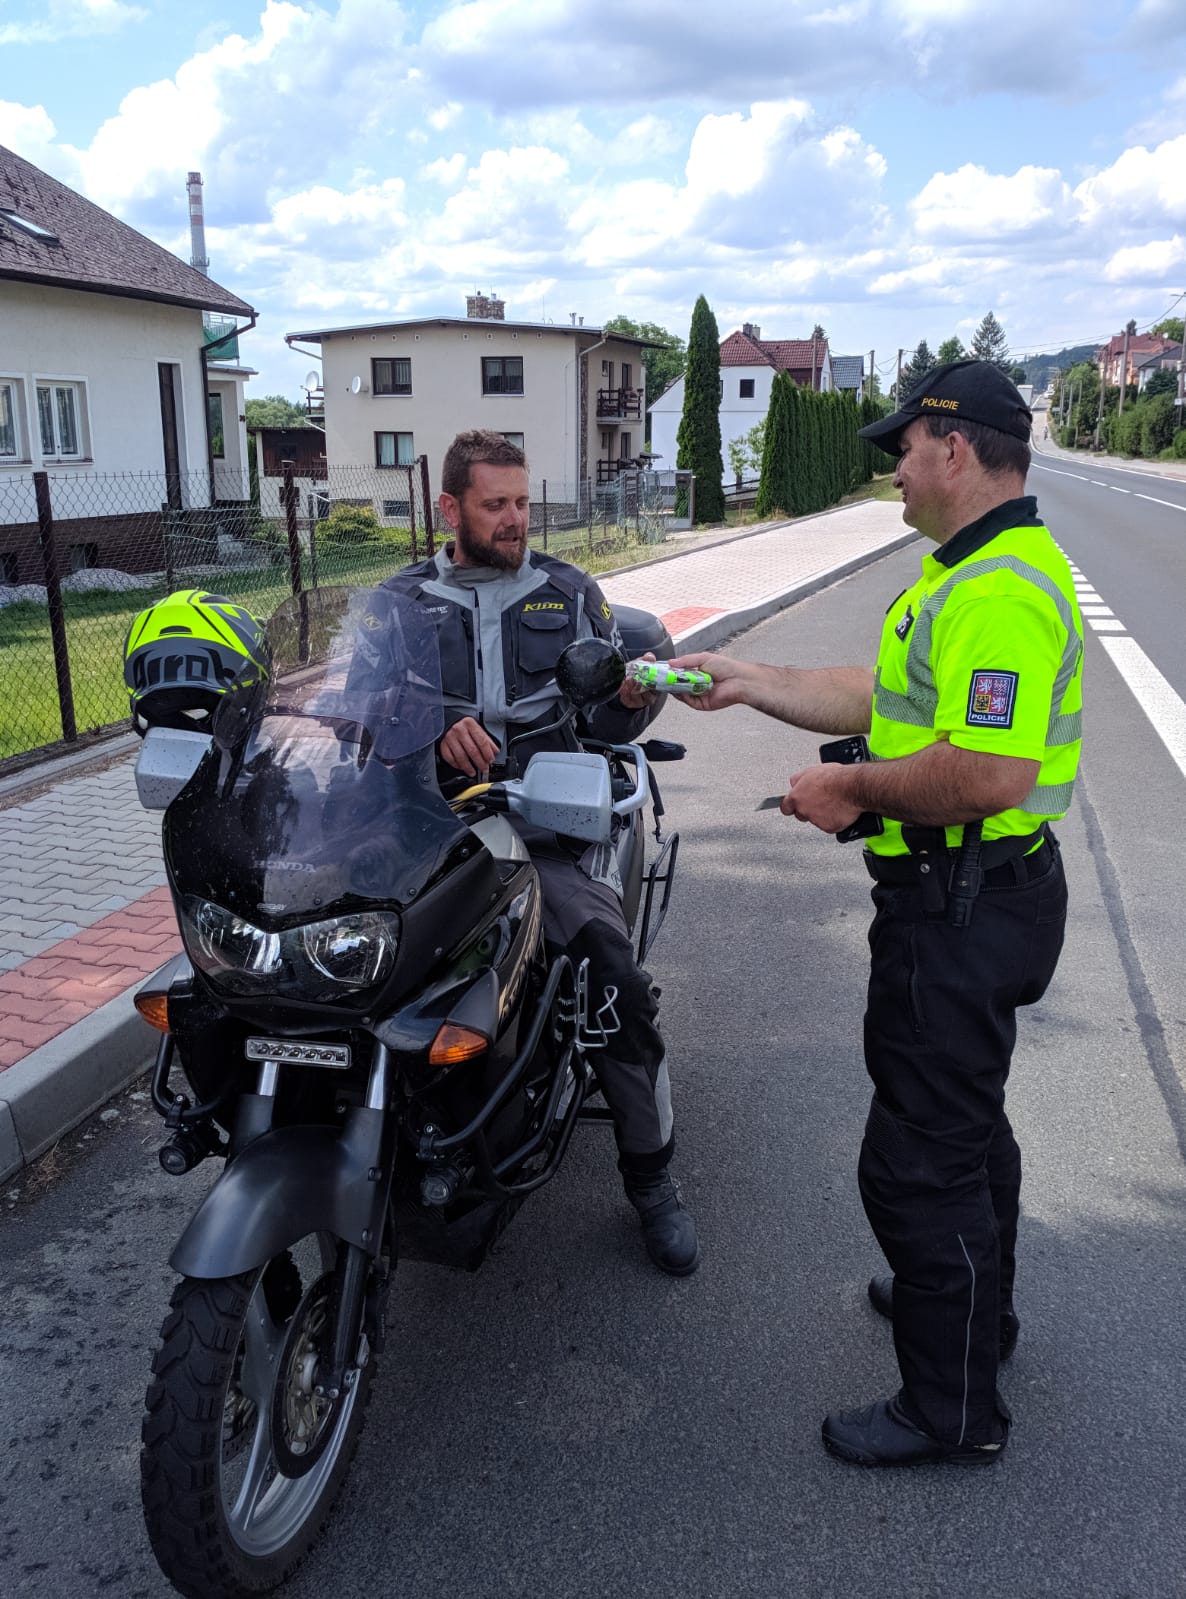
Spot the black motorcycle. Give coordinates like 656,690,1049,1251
133,586,682,1599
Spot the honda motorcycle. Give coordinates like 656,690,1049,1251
133,585,682,1598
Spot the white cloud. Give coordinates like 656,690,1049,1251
910,164,1075,240
1074,134,1186,227
427,102,463,131
1104,235,1186,282
421,152,467,186
0,0,146,47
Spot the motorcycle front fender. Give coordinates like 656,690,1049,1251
169,1108,391,1279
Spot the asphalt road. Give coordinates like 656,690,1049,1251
3,501,1186,1599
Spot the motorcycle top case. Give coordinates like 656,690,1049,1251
612,603,674,662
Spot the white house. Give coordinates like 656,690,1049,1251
285,297,658,509
649,324,834,487
0,144,256,581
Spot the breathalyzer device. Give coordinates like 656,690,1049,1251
626,660,713,696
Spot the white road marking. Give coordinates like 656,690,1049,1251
1031,446,1186,487
1109,486,1131,495
1134,493,1186,512
1092,480,1109,487
1099,637,1186,781
1079,605,1114,616
1089,618,1126,631
1076,591,1103,603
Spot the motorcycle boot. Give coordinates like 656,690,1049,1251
622,1169,701,1276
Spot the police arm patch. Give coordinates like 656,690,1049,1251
966,669,1019,729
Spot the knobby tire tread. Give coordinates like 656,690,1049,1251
140,1269,374,1599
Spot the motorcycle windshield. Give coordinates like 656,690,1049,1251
166,586,469,922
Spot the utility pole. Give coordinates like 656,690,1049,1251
1178,313,1186,419
1094,357,1106,448
896,348,904,402
1117,326,1131,416
868,349,875,403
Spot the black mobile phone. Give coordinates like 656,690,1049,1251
818,736,884,843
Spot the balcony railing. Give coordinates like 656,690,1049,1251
203,315,240,363
596,457,640,483
596,387,644,420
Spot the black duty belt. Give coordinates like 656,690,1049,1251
863,826,1054,889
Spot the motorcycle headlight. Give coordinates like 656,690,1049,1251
302,913,399,988
181,898,399,1002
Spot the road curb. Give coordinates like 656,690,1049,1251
666,528,919,651
0,989,156,1182
0,525,919,1185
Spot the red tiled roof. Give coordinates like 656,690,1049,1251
719,329,829,374
719,330,773,368
0,144,253,316
1096,332,1174,360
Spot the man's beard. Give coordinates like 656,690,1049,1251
454,508,527,571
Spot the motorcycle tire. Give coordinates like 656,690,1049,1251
140,1248,375,1599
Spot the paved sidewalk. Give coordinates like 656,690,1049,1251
0,498,914,1181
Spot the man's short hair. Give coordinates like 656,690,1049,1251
441,429,529,498
920,414,1031,479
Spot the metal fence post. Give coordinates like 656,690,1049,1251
587,479,593,551
418,455,435,557
541,479,548,551
161,501,177,590
407,464,418,563
306,493,320,590
34,471,77,743
281,460,302,597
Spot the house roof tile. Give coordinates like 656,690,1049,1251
830,354,865,388
0,144,253,317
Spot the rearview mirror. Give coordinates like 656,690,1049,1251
555,638,625,706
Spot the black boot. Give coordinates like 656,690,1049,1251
623,1170,701,1276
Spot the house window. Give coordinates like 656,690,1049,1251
207,392,225,458
0,379,24,459
621,363,632,391
482,356,523,395
375,431,414,467
36,380,85,458
372,357,412,395
739,378,755,399
69,541,99,572
0,552,18,583
620,432,633,461
719,379,723,400
382,498,411,518
501,432,525,450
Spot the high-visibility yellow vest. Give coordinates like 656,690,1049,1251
867,497,1084,857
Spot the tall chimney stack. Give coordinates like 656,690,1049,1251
187,171,208,276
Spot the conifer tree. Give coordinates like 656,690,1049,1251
970,311,1010,373
676,295,725,524
899,339,937,403
755,373,795,519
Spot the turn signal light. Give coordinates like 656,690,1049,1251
134,993,171,1033
428,1024,488,1066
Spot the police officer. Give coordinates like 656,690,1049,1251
674,361,1082,1462
380,429,700,1276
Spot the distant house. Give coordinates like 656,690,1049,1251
1132,345,1181,394
285,297,659,505
648,323,834,488
0,144,256,581
1095,332,1177,390
830,354,867,400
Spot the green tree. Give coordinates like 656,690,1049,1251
1152,316,1184,346
244,395,309,429
899,339,937,402
676,295,725,524
1144,367,1179,399
1009,366,1028,385
755,373,795,518
727,418,766,480
603,315,688,428
810,323,828,343
970,311,1010,372
936,337,965,365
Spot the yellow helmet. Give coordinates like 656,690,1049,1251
123,589,270,735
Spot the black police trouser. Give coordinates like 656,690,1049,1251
531,847,674,1175
858,842,1068,1444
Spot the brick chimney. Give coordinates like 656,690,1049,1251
466,292,506,321
742,322,761,341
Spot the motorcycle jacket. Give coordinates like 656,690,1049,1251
381,543,650,771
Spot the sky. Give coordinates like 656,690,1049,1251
2,0,1185,397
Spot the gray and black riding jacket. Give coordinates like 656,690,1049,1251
380,544,648,773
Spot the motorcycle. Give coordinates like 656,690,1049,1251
132,585,683,1599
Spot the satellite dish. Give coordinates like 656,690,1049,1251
304,370,320,391
350,375,362,394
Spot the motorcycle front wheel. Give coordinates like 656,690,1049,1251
140,1241,375,1599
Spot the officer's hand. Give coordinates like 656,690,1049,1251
618,650,658,711
667,651,752,712
780,764,862,832
439,717,500,777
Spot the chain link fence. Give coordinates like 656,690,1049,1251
1,462,686,769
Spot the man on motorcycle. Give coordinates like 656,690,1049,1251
378,429,700,1276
